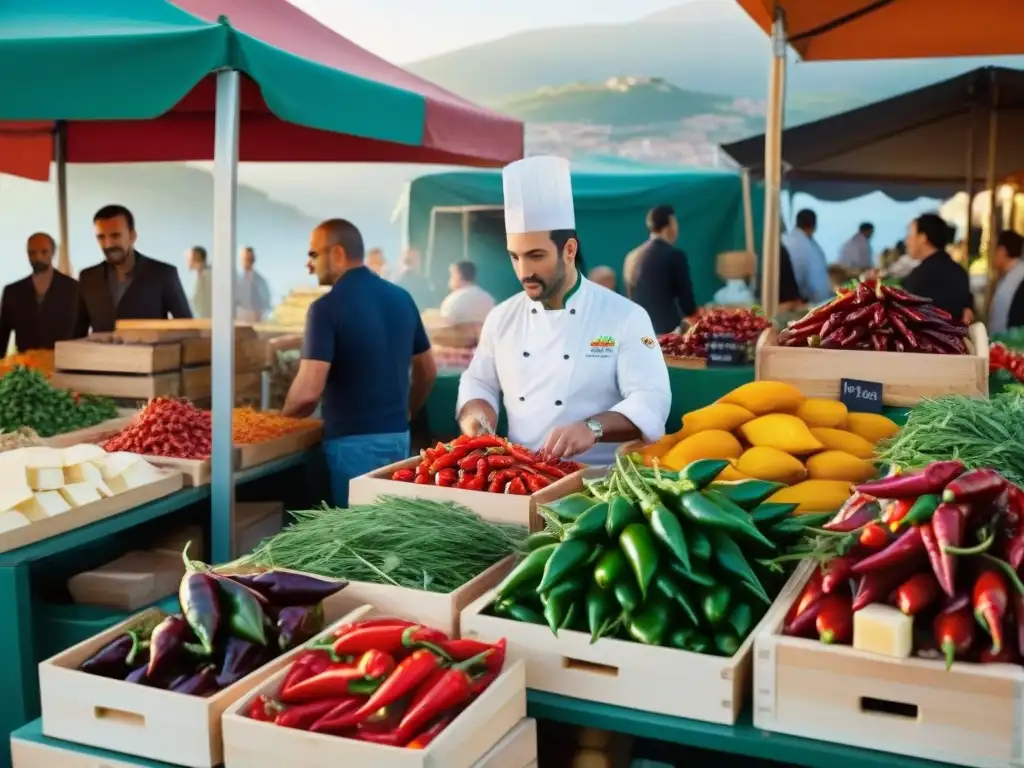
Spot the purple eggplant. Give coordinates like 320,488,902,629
215,636,270,688
276,604,325,651
179,571,221,656
126,664,151,685
170,665,220,697
79,631,145,679
147,615,192,678
227,571,347,606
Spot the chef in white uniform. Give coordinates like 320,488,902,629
456,156,671,465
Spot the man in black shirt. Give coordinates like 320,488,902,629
623,205,697,334
902,213,973,323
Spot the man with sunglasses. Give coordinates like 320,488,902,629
282,219,438,506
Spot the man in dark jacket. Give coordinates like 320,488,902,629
902,212,973,323
0,232,82,353
77,205,192,334
623,205,697,334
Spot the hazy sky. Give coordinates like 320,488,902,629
287,0,692,63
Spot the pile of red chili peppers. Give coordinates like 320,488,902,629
103,397,212,459
783,461,1024,669
246,617,507,750
390,434,581,494
990,343,1024,383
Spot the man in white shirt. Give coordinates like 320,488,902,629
782,209,832,304
439,261,495,325
187,246,212,318
236,246,271,323
838,222,874,273
456,156,670,465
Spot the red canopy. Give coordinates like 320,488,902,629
0,0,523,180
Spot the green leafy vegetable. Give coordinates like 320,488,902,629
0,366,118,437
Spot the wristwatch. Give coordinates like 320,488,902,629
583,419,604,441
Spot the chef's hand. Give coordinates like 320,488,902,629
541,421,597,460
457,404,496,437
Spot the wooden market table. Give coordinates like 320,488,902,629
0,451,319,768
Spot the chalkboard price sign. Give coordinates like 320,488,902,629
840,378,884,413
706,333,747,367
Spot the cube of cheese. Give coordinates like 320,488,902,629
17,491,72,522
0,510,31,534
100,452,143,481
17,447,64,469
61,443,107,467
59,482,102,508
27,466,64,491
106,460,163,494
853,604,913,659
64,461,114,498
0,466,33,512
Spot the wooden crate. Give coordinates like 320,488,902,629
67,550,185,611
236,424,323,470
38,607,353,768
0,472,183,555
320,555,515,637
754,324,989,407
55,337,182,375
180,336,267,369
139,450,239,487
50,371,181,400
753,566,1024,768
42,409,138,448
663,354,707,370
348,458,585,531
222,604,527,768
11,734,178,768
460,565,808,726
180,367,211,400
115,319,258,338
474,718,537,768
233,502,284,558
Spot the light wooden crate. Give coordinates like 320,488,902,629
115,319,258,338
755,324,989,407
460,565,809,725
50,371,181,400
0,472,183,555
236,424,322,470
180,334,266,367
55,337,182,375
180,367,211,400
663,354,707,370
222,604,527,768
11,735,173,768
473,718,537,768
753,566,1024,768
38,604,358,768
349,457,585,531
139,450,239,487
43,409,138,448
67,550,185,612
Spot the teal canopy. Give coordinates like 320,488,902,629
405,158,765,305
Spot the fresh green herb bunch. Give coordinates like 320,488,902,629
0,366,118,437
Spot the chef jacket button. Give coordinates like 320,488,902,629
519,396,525,401
570,309,576,315
531,308,537,314
523,351,530,357
563,354,569,360
555,400,563,406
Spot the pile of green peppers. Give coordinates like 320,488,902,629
490,456,829,655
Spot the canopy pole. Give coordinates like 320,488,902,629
740,168,755,254
210,69,241,565
983,87,999,316
963,105,976,260
54,121,71,276
462,210,470,262
759,11,787,319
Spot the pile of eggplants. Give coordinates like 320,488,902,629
77,548,347,696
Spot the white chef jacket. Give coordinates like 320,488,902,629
456,275,671,466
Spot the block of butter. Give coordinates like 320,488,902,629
853,604,913,659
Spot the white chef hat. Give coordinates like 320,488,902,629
502,156,576,234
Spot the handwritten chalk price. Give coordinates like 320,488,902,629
840,378,883,413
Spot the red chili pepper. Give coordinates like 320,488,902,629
246,694,281,721
855,461,965,500
487,469,515,493
391,469,416,482
973,570,1009,655
281,650,394,703
1014,591,1024,660
409,666,448,709
406,712,457,749
523,474,550,493
852,561,921,611
821,555,856,594
852,526,924,574
456,453,482,471
310,648,448,733
468,670,498,696
892,572,940,615
942,468,1008,505
933,607,975,670
435,468,458,487
280,650,333,694
430,446,470,474
784,570,826,637
414,474,431,485
882,499,913,528
997,486,1024,570
506,476,528,495
533,462,568,479
858,522,890,550
332,623,447,656
485,455,516,469
275,697,359,730
824,493,879,532
928,504,967,597
815,594,853,644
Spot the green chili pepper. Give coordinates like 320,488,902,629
566,502,609,540
613,577,642,615
686,526,712,561
668,559,715,588
627,593,673,645
216,576,268,645
701,583,732,626
619,523,659,599
709,479,785,510
653,571,699,624
495,544,557,600
899,493,942,530
679,459,730,489
684,632,712,653
667,626,695,650
700,489,776,550
537,539,592,593
541,575,586,634
727,602,754,637
649,506,691,571
586,584,619,643
606,495,643,538
544,493,598,521
498,601,545,625
750,502,800,526
714,629,742,656
594,548,628,589
521,531,561,552
770,511,835,536
678,491,758,538
706,529,771,605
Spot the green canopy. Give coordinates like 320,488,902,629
405,157,765,305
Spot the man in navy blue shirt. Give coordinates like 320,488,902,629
282,219,437,506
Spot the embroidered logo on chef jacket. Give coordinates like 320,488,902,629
586,336,617,358
641,336,656,349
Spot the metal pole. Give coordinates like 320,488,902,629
983,89,999,315
210,69,241,564
462,210,470,262
759,11,787,319
54,122,72,276
963,105,976,256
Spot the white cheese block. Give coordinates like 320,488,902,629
59,482,102,508
106,460,162,494
17,491,72,522
853,604,913,659
0,510,31,533
0,470,33,512
64,461,115,498
100,452,143,481
17,446,64,469
27,466,64,491
61,443,107,467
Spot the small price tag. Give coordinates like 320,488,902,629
706,333,747,367
840,378,883,413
